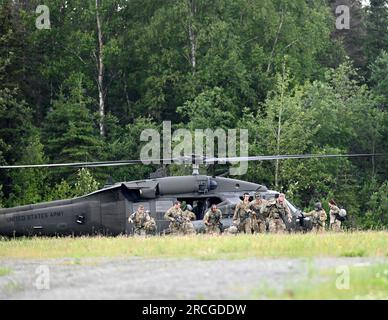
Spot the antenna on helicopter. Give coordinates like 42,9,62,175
103,176,114,188
192,163,200,175
190,154,205,175
173,154,205,176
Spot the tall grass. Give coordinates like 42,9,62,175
0,231,387,260
260,263,388,299
0,267,12,276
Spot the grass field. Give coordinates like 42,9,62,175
0,267,12,276
251,263,388,299
0,231,387,260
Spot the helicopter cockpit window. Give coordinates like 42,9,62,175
285,200,298,215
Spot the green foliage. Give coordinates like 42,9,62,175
74,168,100,197
46,180,74,202
363,181,388,229
364,0,388,67
370,50,388,108
42,74,102,163
0,88,34,164
102,117,160,182
46,168,100,201
177,87,237,130
6,132,48,207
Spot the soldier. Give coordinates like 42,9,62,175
262,193,292,234
181,204,196,235
203,204,223,235
128,205,154,236
164,201,184,235
303,202,327,233
233,192,253,234
143,210,157,235
329,199,342,232
250,192,268,234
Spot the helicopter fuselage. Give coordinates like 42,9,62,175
0,175,305,236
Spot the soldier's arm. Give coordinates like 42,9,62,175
128,212,135,222
248,201,257,215
285,204,292,222
321,209,328,221
189,212,196,221
164,208,175,221
303,210,313,217
232,203,240,221
332,206,340,214
260,203,268,215
216,210,222,221
203,211,210,225
329,206,340,223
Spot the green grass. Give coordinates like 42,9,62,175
254,263,388,299
0,267,12,276
0,231,387,260
2,280,23,295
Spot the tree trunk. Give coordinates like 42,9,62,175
96,0,105,137
274,62,286,189
188,0,197,73
266,9,284,74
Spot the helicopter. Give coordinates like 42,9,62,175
0,153,381,237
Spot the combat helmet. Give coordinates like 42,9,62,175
314,202,322,211
227,225,238,235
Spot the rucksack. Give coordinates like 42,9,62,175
336,208,347,221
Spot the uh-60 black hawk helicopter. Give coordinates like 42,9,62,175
0,153,380,237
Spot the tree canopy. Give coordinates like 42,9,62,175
0,0,386,228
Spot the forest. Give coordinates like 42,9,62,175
0,0,386,228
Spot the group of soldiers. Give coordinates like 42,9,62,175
127,194,345,236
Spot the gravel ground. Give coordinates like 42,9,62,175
0,257,387,299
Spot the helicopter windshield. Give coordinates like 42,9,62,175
285,200,298,215
263,191,300,216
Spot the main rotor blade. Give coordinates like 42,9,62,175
204,153,385,163
0,159,145,169
0,153,384,169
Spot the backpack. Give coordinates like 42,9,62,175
336,208,347,221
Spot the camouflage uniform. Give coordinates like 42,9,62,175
223,225,238,235
144,216,157,235
129,210,154,236
329,205,342,232
249,199,268,234
233,201,252,234
203,208,222,235
164,206,184,235
181,209,196,235
304,209,327,233
262,200,292,234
